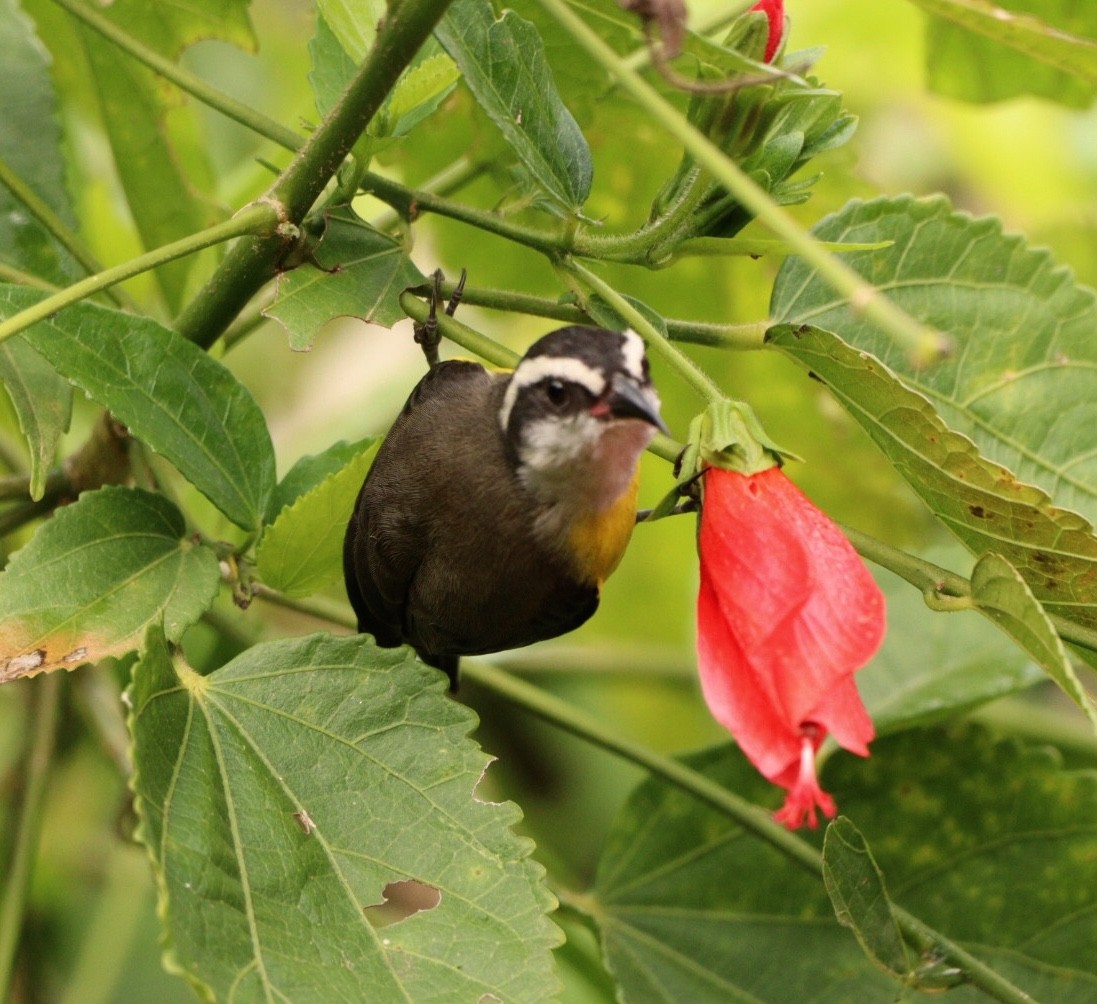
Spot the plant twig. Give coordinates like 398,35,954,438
0,203,279,345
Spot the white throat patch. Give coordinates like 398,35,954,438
498,354,606,432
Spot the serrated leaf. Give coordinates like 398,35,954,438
0,0,80,286
266,436,378,525
969,552,1097,734
0,487,218,683
767,322,1097,636
436,0,593,211
257,439,379,597
771,196,1097,526
0,285,275,530
129,630,562,1003
0,338,71,500
264,211,425,350
916,0,1097,106
822,817,910,978
594,728,1097,1002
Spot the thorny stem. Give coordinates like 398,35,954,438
535,0,950,367
0,675,62,1002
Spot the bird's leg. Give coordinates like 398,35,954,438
413,268,467,369
413,269,444,368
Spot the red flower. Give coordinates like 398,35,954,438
751,0,785,62
696,466,884,828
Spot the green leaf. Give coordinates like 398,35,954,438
376,53,460,139
315,0,384,62
771,196,1097,527
858,551,1045,734
266,436,379,524
969,552,1097,734
594,728,1097,1002
264,210,426,351
257,439,379,597
0,285,276,530
0,338,71,500
822,817,910,978
915,0,1097,106
75,0,255,311
0,487,218,683
436,0,593,211
307,10,359,117
129,630,562,1003
0,0,80,285
767,322,1097,636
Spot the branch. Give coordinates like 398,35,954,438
175,0,457,349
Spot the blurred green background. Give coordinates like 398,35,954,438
3,0,1095,1000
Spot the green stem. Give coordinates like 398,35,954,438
51,0,303,153
0,203,278,345
175,0,456,349
563,258,727,403
535,0,950,366
0,675,62,1001
464,658,822,872
843,524,1097,655
364,170,570,257
367,158,490,234
0,156,131,310
424,278,765,349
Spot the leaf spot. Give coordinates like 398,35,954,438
3,649,46,677
62,646,89,664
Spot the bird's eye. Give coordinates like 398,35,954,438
545,379,569,406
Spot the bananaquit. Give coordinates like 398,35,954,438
342,324,666,688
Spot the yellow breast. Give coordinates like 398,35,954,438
566,470,642,586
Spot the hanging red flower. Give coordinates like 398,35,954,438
696,465,885,828
751,0,785,62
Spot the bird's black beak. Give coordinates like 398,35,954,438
606,373,669,435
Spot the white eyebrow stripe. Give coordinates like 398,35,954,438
499,355,606,431
620,329,646,383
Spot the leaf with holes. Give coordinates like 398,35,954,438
0,285,276,530
264,211,425,351
129,630,561,1003
0,487,219,683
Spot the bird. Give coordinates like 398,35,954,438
342,321,666,689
